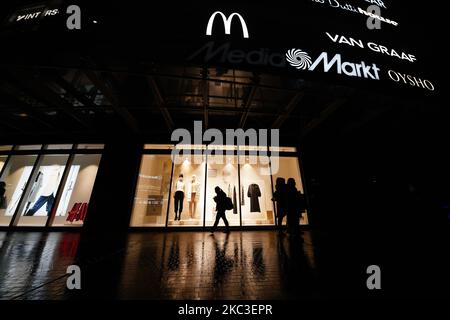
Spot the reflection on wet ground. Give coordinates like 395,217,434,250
118,231,320,299
0,231,322,300
0,232,79,300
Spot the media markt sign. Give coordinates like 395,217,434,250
286,49,381,80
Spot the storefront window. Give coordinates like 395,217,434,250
15,155,69,227
0,145,13,151
0,155,38,226
0,156,7,173
144,144,173,150
239,153,275,226
271,156,309,225
168,153,205,226
130,145,304,228
205,153,240,227
76,144,105,150
52,154,102,226
14,145,42,150
130,154,173,227
45,144,73,150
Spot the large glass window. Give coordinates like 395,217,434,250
52,154,102,226
0,155,38,226
271,156,309,225
0,145,13,151
45,144,73,150
130,154,173,227
239,152,275,226
0,156,7,173
14,145,42,151
76,144,105,150
168,152,206,226
130,145,305,228
15,155,69,227
205,153,240,227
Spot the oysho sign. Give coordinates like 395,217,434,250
388,70,435,91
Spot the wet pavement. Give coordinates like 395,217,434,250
2,229,448,300
0,231,324,300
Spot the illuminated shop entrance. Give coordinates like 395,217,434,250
130,144,308,228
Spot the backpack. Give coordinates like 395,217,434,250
224,197,234,210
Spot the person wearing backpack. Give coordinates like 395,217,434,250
211,186,231,234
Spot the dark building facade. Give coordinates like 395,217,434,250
0,0,449,301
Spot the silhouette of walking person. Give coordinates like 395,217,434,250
272,177,287,235
211,187,230,234
286,178,306,239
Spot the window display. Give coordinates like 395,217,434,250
0,155,38,226
168,154,205,226
239,154,275,226
52,154,102,226
16,155,69,227
130,145,306,228
131,154,172,227
205,154,240,227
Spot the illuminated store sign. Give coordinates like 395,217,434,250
14,8,59,22
287,49,381,80
325,32,417,62
206,11,249,38
388,70,435,91
188,42,285,67
363,0,387,9
310,0,398,26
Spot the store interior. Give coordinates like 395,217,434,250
131,145,307,228
0,145,102,227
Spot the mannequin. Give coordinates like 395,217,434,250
25,165,61,217
188,175,200,219
173,174,185,221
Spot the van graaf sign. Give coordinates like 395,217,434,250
325,32,416,63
